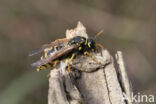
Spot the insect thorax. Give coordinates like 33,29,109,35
68,36,96,52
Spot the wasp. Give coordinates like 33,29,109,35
29,38,72,72
29,30,104,72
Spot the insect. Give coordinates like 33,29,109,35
35,45,63,72
29,30,104,72
29,39,73,72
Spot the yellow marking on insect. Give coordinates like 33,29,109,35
85,39,88,45
80,38,84,44
54,46,57,51
45,51,48,58
40,56,43,60
88,43,91,48
79,47,82,51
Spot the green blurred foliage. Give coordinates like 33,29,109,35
0,0,156,104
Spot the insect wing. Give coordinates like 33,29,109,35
29,38,69,56
31,45,78,67
29,44,52,56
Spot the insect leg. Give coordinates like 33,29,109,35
46,60,60,78
51,60,60,70
84,51,99,64
68,53,76,72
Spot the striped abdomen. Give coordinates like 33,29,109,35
36,45,63,71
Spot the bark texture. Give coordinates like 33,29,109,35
48,22,132,104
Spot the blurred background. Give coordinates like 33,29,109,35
0,0,155,104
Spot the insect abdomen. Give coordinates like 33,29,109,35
37,45,63,71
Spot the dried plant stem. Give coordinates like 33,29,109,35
48,22,132,104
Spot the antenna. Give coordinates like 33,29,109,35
94,29,104,40
94,29,105,49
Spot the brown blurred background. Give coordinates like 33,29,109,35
0,0,156,104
